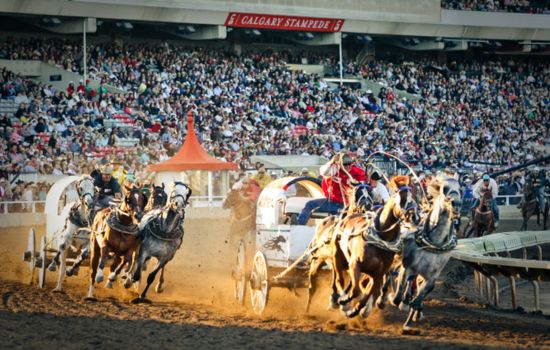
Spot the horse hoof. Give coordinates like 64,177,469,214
123,279,132,289
48,262,57,272
105,281,113,289
66,269,73,277
155,285,164,294
345,308,359,318
84,296,97,302
399,303,410,311
413,311,424,322
52,288,64,293
402,326,421,336
131,297,151,305
327,301,339,310
338,297,350,306
95,275,104,284
376,301,386,310
359,307,372,319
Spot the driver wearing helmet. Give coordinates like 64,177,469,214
472,173,499,227
93,165,122,208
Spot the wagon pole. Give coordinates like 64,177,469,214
488,155,550,178
270,242,324,282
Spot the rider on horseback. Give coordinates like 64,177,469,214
472,174,499,227
92,165,122,208
297,153,365,225
517,167,547,214
531,167,547,214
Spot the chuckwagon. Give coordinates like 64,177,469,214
232,176,333,315
23,176,93,289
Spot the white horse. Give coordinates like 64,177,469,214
391,186,457,331
48,175,96,292
131,182,192,303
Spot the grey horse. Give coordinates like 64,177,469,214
131,182,192,303
391,187,457,332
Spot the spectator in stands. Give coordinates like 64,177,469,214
297,154,365,225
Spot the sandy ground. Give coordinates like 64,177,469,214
0,218,549,349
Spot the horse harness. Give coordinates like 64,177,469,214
413,220,457,253
105,209,139,236
144,217,184,243
69,203,90,227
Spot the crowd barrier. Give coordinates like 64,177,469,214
452,231,550,313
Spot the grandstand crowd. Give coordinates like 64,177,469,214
442,0,550,13
0,38,549,207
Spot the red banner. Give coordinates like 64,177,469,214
225,12,345,32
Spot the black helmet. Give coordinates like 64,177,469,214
371,171,382,181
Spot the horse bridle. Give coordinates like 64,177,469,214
414,194,457,251
76,177,95,202
170,182,192,209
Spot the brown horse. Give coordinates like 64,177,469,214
223,188,256,243
470,190,494,237
520,180,549,231
144,184,168,212
85,186,146,300
305,185,372,313
335,176,413,318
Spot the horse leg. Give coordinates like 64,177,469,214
85,237,100,300
330,248,348,310
338,259,361,306
391,265,411,308
401,275,418,311
105,255,122,289
67,242,89,277
131,245,147,285
52,247,67,292
359,276,384,319
133,260,166,303
305,257,324,313
403,277,436,331
155,268,165,294
49,226,72,272
95,234,108,284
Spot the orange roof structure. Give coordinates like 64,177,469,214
148,111,238,172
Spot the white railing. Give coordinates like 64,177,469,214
0,196,226,214
0,201,46,214
188,196,226,208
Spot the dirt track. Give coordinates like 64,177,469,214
0,218,549,349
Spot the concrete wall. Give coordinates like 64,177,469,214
1,0,548,40
0,59,125,93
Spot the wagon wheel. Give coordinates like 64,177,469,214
23,228,36,285
38,237,47,289
249,251,269,315
233,240,247,305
